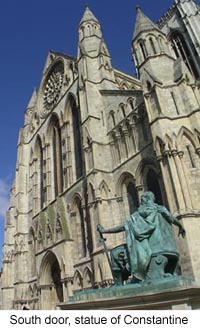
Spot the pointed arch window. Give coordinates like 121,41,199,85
112,132,121,163
128,98,134,111
51,115,63,197
126,121,136,154
34,136,45,212
79,26,85,40
158,36,165,53
149,37,157,55
87,24,92,36
170,32,199,79
38,138,45,208
139,40,147,61
120,176,139,219
120,104,126,118
146,169,163,205
71,98,83,179
110,111,116,128
88,183,95,203
127,182,139,214
119,127,128,159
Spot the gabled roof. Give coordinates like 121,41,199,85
133,6,160,40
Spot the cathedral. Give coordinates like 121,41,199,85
2,0,200,310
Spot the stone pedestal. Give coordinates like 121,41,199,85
58,277,200,310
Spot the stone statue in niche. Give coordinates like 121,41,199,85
97,191,186,285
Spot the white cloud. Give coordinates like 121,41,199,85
0,178,10,218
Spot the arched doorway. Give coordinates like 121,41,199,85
39,251,63,309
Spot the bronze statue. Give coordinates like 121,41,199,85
97,191,186,285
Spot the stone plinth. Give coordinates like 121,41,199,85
58,277,200,310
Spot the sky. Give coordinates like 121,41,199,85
0,0,198,268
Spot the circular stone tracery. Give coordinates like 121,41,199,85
43,62,64,114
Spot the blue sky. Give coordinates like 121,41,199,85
0,0,196,267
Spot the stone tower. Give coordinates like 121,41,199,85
132,5,200,282
158,0,200,79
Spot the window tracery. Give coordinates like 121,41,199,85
170,32,199,78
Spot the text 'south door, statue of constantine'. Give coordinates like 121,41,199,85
97,191,186,286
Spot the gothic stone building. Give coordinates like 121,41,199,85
2,0,200,310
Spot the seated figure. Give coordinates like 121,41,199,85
97,191,186,285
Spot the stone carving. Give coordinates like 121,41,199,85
97,191,186,285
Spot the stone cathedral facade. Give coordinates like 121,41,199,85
2,0,200,310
